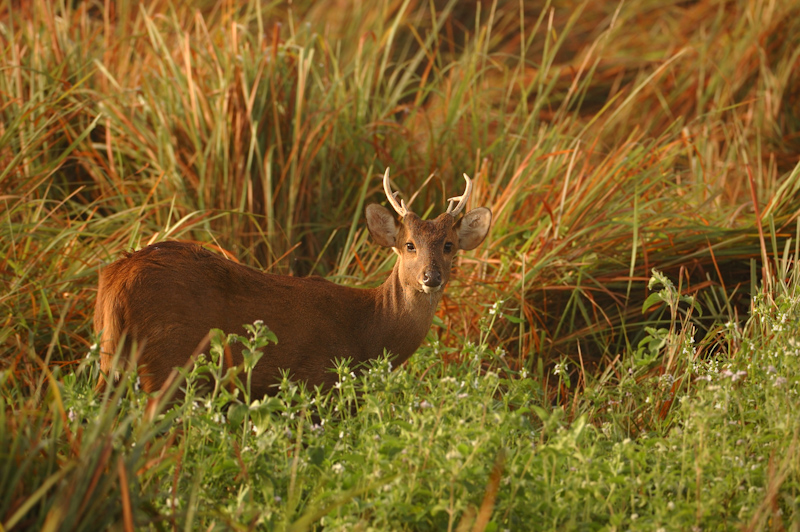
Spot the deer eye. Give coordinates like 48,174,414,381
444,242,454,253
406,242,416,252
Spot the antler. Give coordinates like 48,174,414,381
382,167,408,217
445,174,473,217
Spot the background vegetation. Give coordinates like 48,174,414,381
2,0,800,529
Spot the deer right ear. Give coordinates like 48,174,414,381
366,204,399,247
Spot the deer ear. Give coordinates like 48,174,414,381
455,207,492,250
366,204,399,247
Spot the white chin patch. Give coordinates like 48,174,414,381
421,284,442,294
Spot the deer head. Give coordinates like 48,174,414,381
365,168,492,299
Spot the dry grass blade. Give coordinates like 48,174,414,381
117,456,135,532
471,447,506,532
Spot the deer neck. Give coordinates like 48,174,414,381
370,262,442,364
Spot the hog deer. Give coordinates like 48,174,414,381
94,169,492,397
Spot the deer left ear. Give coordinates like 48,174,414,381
455,207,492,250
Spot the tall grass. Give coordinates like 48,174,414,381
4,0,799,373
2,0,800,528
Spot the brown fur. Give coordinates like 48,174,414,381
95,206,491,397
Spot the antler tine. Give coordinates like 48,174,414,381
446,173,473,217
382,167,408,217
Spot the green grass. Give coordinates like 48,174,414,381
3,269,800,530
2,0,800,529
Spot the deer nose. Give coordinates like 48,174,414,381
422,270,442,288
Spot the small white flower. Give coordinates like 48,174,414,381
720,369,747,382
86,344,98,358
445,448,462,460
331,463,344,474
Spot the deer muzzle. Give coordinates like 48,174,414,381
420,269,443,293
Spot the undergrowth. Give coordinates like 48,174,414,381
3,266,800,530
